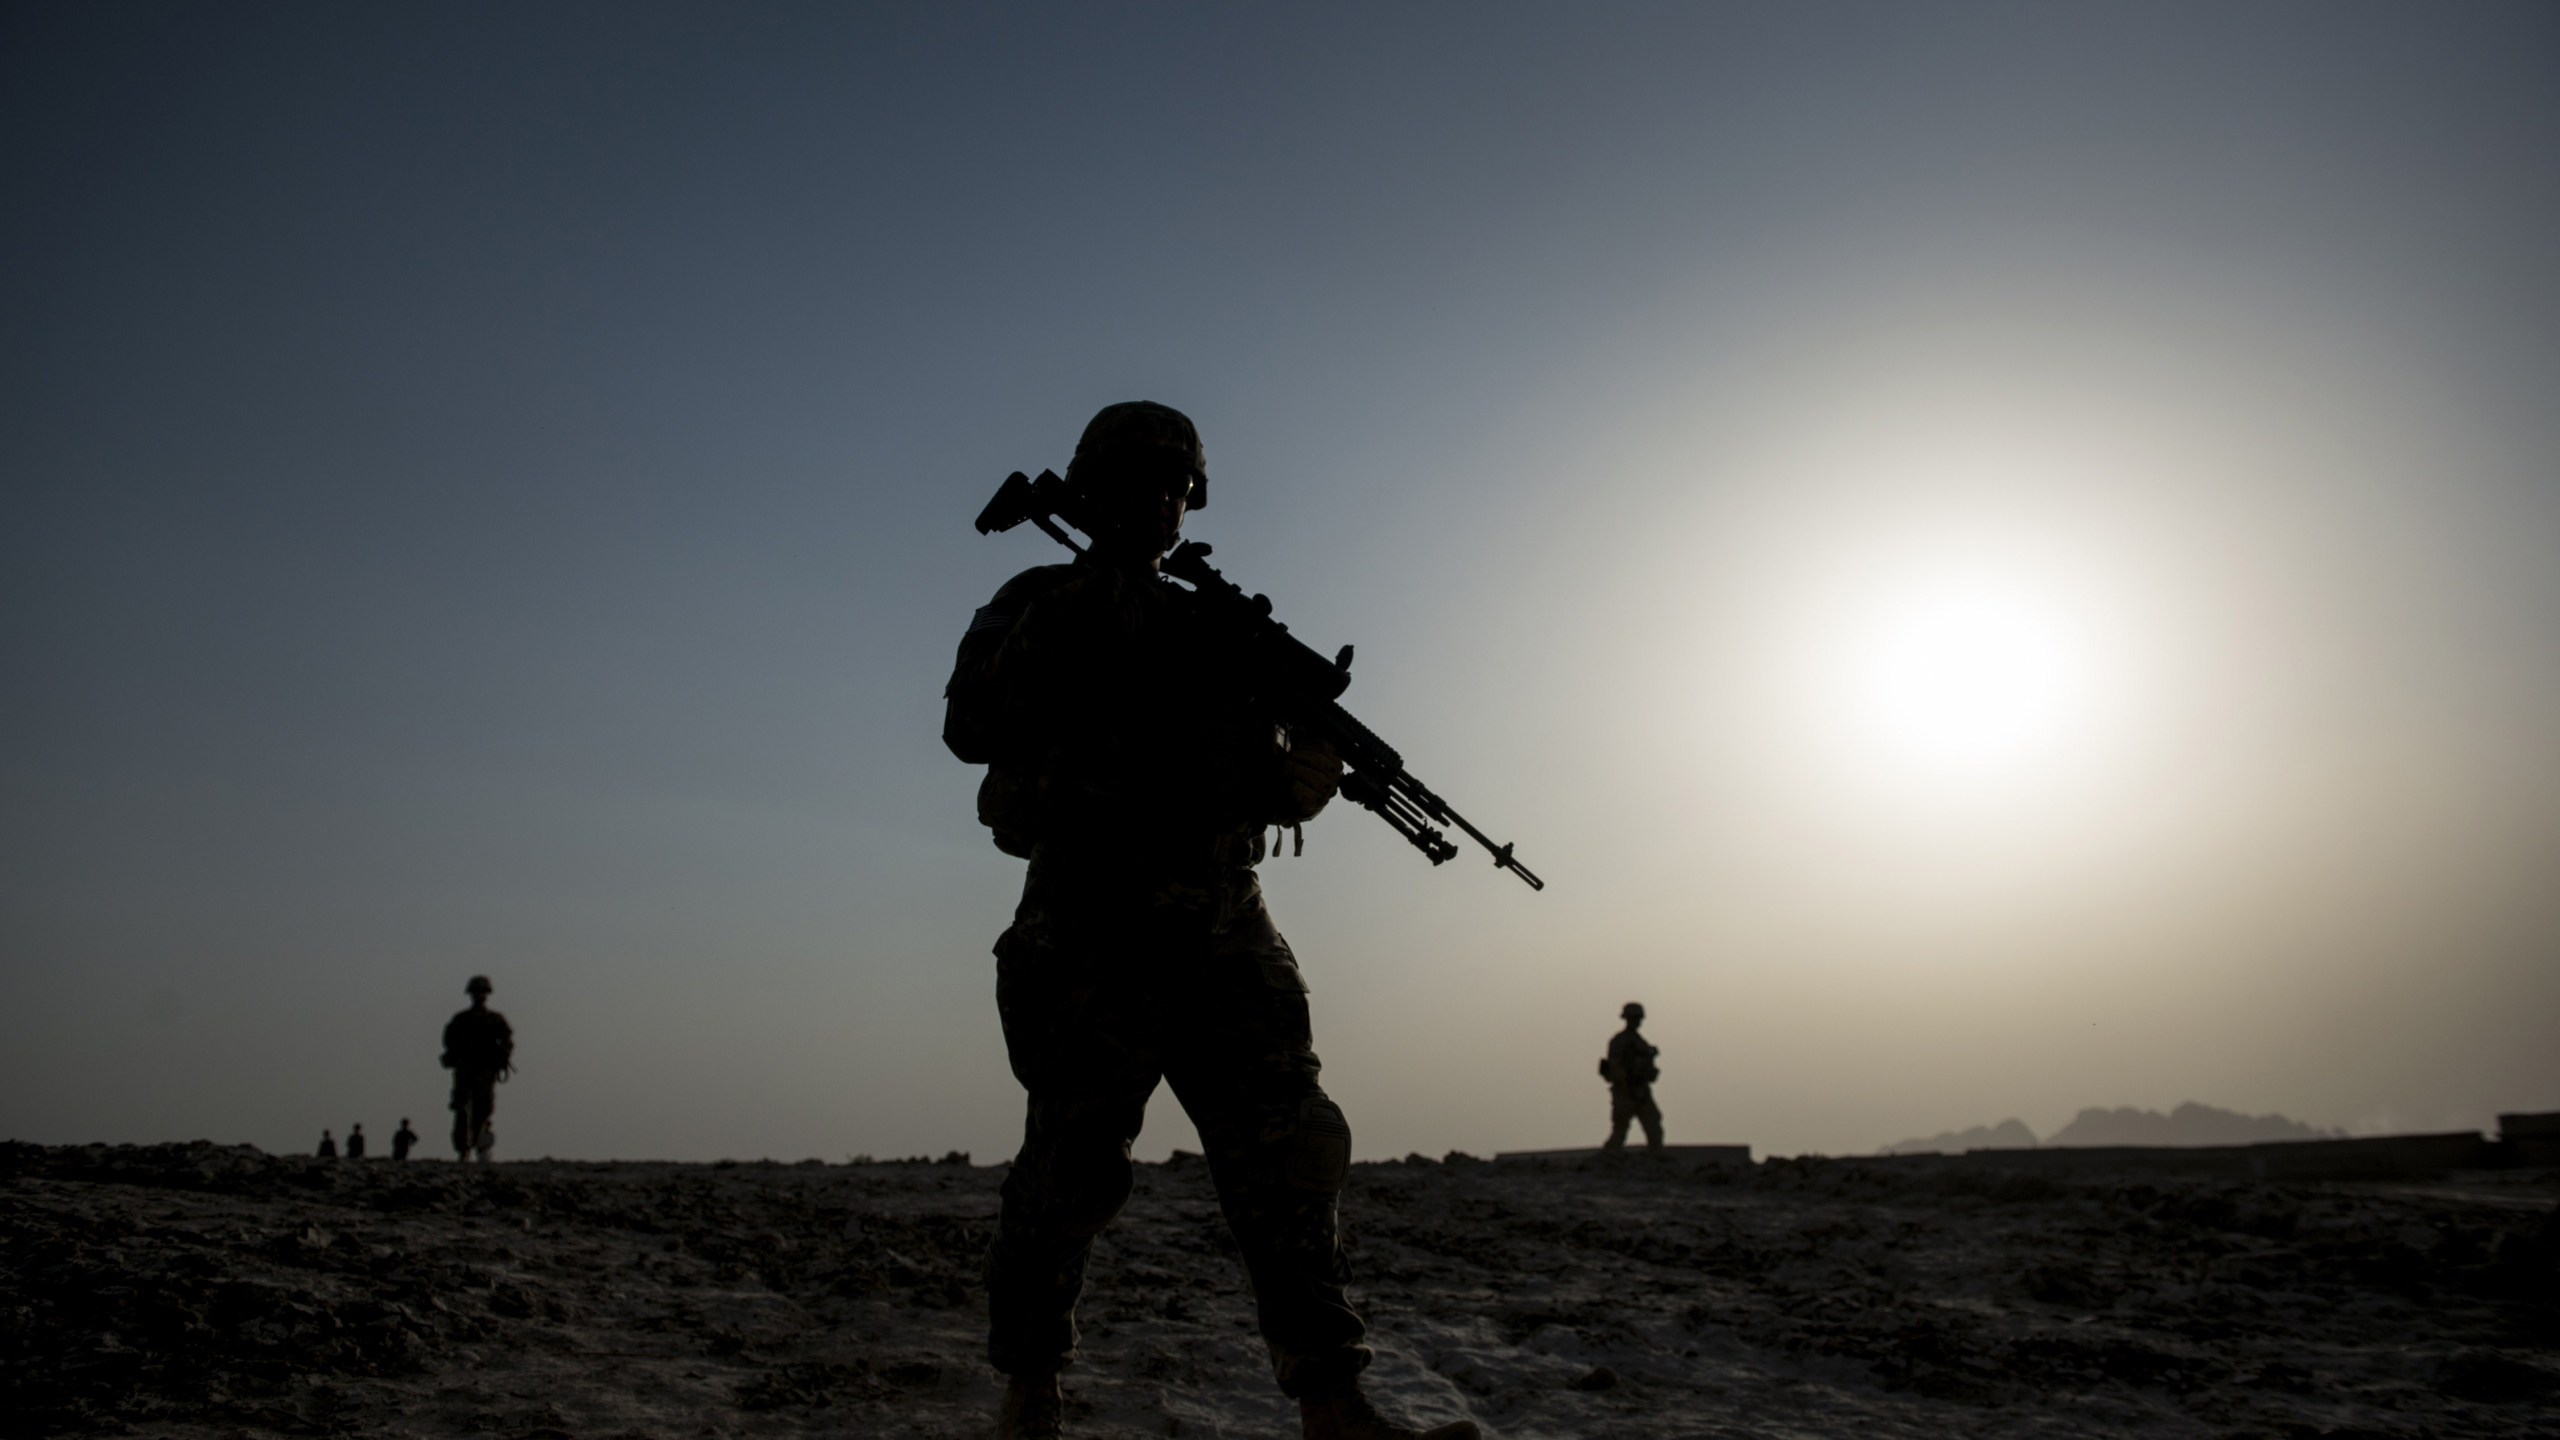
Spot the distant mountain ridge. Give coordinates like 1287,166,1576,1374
2045,1103,2340,1148
1881,1102,2340,1156
1879,1119,2038,1155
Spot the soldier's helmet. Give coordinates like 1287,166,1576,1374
1621,1001,1645,1020
1067,401,1208,509
466,975,494,996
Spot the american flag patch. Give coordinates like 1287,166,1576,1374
965,604,1018,636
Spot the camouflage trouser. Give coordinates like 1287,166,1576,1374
1606,1084,1663,1151
450,1071,497,1156
986,855,1370,1396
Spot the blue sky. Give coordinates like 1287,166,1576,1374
5,3,2557,1160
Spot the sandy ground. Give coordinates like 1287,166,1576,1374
4,1141,2555,1438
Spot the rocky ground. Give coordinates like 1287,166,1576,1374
3,1141,2555,1438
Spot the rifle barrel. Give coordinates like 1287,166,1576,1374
1384,769,1545,891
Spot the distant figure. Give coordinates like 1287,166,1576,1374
315,1128,337,1159
1599,1002,1663,1152
392,1117,418,1161
441,975,514,1161
345,1123,366,1159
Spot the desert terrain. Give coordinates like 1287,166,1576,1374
4,1140,2554,1438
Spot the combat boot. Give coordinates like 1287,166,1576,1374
1300,1381,1479,1440
995,1372,1063,1440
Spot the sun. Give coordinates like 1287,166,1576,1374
1827,566,2107,788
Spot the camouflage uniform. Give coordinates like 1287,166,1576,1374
442,1006,513,1156
947,555,1371,1397
1602,1028,1663,1151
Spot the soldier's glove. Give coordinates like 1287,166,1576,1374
1277,736,1343,823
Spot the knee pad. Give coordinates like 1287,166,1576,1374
1278,1095,1352,1193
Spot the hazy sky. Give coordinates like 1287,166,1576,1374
6,3,2556,1163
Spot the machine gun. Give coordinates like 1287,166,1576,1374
974,468,1544,891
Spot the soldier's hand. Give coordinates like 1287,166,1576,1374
1278,736,1343,822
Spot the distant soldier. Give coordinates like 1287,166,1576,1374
315,1128,338,1159
441,975,514,1161
1599,1002,1664,1152
345,1123,367,1159
391,1117,418,1161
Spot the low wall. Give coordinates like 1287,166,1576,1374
1495,1144,1753,1168
2242,1131,2491,1179
1850,1131,2495,1181
1495,1117,2556,1182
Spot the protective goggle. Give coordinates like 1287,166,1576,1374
1106,451,1202,503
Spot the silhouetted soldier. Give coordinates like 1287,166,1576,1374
441,975,514,1161
1600,1002,1664,1152
392,1117,418,1161
315,1129,337,1159
945,402,1477,1440
345,1123,366,1159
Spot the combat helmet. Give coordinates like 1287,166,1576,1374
1067,401,1208,509
466,975,494,996
1621,1002,1644,1020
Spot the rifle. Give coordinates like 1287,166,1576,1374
974,469,1544,891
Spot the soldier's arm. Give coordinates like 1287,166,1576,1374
1263,733,1343,826
942,563,1082,765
